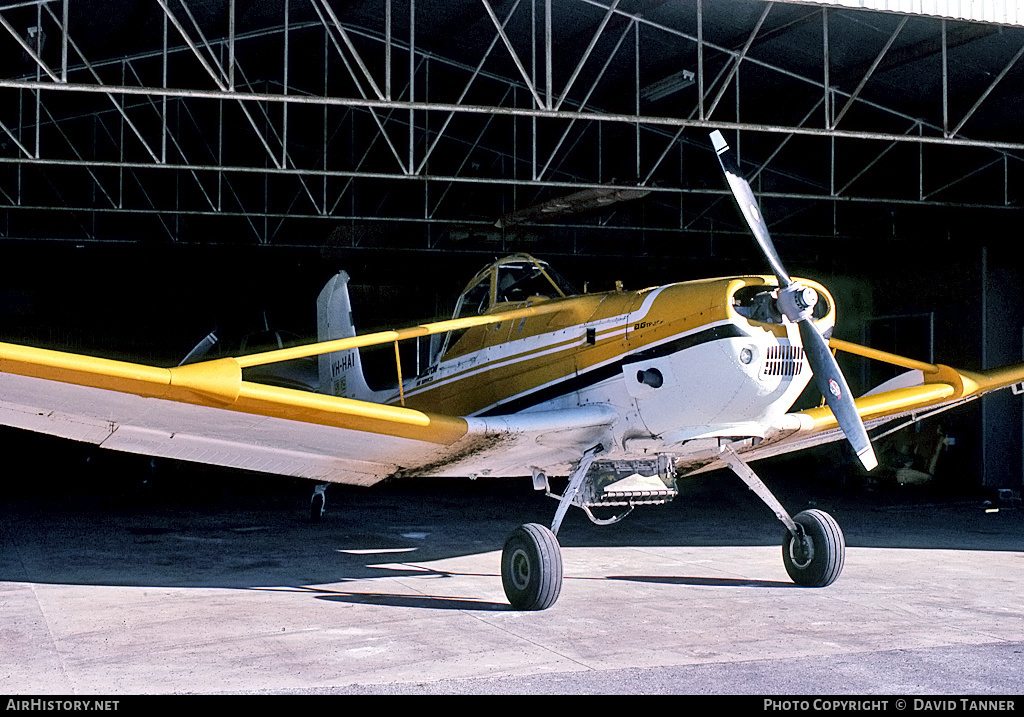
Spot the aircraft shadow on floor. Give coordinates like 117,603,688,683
2,455,1019,595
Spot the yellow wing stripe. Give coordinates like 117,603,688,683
0,341,174,395
235,382,467,443
0,341,468,444
976,362,1024,389
800,360,1024,431
830,337,1024,396
800,383,958,430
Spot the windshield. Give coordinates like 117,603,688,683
495,261,573,304
452,254,575,319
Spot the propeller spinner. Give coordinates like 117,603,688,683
710,131,877,471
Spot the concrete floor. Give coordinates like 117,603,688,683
1,455,1023,695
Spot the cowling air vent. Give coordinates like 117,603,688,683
763,345,804,377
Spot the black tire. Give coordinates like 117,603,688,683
782,509,845,587
501,523,563,610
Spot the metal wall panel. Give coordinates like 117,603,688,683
781,0,1024,26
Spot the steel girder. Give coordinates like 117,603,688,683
0,0,1021,251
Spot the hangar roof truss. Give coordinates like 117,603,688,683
0,0,1021,253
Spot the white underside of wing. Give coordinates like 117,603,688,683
0,372,616,485
450,405,617,478
682,398,972,475
0,373,404,485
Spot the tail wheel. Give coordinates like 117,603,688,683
310,492,325,523
782,509,845,587
501,523,563,610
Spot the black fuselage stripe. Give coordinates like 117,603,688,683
478,323,748,416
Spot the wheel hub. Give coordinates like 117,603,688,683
789,533,815,570
509,548,531,590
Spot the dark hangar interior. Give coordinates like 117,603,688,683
1,0,1022,493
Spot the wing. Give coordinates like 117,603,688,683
0,340,614,486
682,339,1024,474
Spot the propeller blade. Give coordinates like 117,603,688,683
710,130,877,471
710,130,792,287
798,321,878,471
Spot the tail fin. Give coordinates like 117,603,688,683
316,271,379,401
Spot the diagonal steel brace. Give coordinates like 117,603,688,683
550,444,603,536
719,443,800,537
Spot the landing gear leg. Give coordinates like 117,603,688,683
500,446,602,610
720,444,845,587
310,484,328,522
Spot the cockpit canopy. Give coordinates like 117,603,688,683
452,254,576,319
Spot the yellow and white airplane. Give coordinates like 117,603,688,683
1,131,1022,610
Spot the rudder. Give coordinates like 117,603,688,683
316,271,378,401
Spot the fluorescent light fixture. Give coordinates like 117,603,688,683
641,69,695,102
496,186,651,228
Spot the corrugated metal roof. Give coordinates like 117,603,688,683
778,0,1024,26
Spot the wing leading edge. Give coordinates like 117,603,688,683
0,341,614,485
702,339,1024,471
4,335,1021,484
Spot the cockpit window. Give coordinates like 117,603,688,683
495,261,574,304
460,280,492,317
441,254,573,359
452,254,575,319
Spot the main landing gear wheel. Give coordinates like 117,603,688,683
501,523,563,611
782,509,845,587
